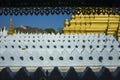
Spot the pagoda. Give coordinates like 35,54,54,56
7,16,14,35
63,8,120,38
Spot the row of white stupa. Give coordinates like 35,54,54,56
0,27,120,67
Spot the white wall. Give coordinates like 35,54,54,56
0,33,120,67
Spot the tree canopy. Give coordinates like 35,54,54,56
44,28,56,33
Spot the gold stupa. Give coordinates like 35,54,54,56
63,8,120,38
7,16,14,35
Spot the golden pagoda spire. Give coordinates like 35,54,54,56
7,16,14,35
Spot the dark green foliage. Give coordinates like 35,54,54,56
44,28,56,33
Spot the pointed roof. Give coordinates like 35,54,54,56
7,16,14,35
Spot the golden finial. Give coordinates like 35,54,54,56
64,19,69,27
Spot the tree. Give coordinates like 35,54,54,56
44,28,56,33
57,27,63,34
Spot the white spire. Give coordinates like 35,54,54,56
2,26,7,36
14,29,16,33
3,26,6,31
0,28,2,36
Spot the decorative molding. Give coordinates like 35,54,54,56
0,7,120,15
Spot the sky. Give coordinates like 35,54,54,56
0,14,70,31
